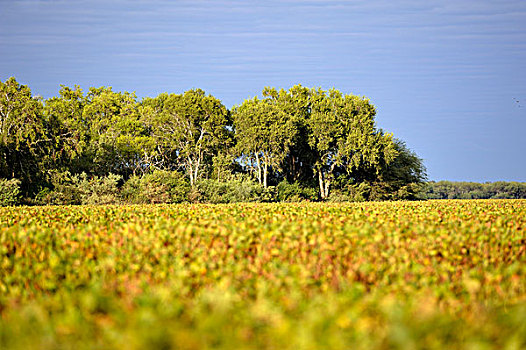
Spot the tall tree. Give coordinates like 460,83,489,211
82,87,150,176
262,85,315,184
143,90,231,186
44,85,88,173
350,138,427,200
233,97,295,187
308,89,397,199
378,139,426,184
0,77,48,193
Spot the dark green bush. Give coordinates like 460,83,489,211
348,182,372,202
0,178,21,206
121,170,190,204
35,171,82,205
277,180,318,202
77,173,122,205
196,175,272,203
35,172,121,205
393,182,427,200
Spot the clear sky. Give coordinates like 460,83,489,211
1,0,525,182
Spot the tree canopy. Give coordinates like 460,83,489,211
0,77,427,203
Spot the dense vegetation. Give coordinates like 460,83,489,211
1,77,427,205
1,200,525,349
426,181,526,200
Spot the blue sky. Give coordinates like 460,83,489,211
1,0,525,181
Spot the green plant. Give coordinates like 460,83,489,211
35,171,121,205
276,180,318,202
0,178,21,206
74,173,122,205
35,171,82,205
121,170,190,204
196,175,269,203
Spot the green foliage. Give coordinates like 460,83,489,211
426,181,526,199
36,172,121,205
234,85,401,200
0,178,21,206
262,85,317,185
357,139,428,201
0,77,48,195
233,96,296,187
76,173,122,205
83,87,150,176
43,85,88,173
1,78,428,202
195,175,273,203
328,181,427,202
308,89,398,199
328,181,372,202
34,171,82,205
121,170,190,204
142,90,232,186
276,180,318,202
390,182,428,200
0,201,525,349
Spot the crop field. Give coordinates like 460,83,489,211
0,200,525,349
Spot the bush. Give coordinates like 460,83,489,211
35,171,82,205
277,180,318,202
348,182,372,202
121,170,190,204
326,189,352,202
196,175,273,203
35,171,121,205
0,178,21,206
348,181,427,202
388,182,427,201
76,173,122,205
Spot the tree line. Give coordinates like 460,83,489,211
1,77,429,205
425,181,526,200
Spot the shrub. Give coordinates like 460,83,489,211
35,171,121,205
347,182,372,202
35,171,82,205
195,175,272,203
75,173,122,205
0,178,21,206
276,180,318,202
121,170,190,204
326,189,352,202
393,183,427,200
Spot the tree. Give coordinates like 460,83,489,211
379,139,426,183
262,85,316,184
43,85,88,173
0,77,48,194
143,90,231,186
308,88,397,199
82,87,150,177
233,97,295,187
369,139,427,200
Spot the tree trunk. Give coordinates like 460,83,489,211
263,162,268,188
194,154,200,186
324,177,331,199
188,157,195,187
255,153,262,184
318,169,326,199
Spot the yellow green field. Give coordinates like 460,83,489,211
1,200,525,349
